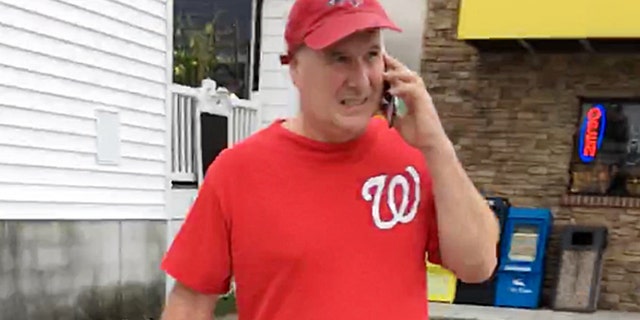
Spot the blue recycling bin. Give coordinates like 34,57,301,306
494,207,553,309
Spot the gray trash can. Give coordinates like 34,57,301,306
551,225,608,312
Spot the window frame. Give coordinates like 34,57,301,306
567,97,640,198
171,0,263,99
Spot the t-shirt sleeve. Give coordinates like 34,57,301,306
161,163,232,295
424,174,442,265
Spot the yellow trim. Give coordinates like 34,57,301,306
457,0,640,39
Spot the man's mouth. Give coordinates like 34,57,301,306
340,97,368,106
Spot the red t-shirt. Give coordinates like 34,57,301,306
161,117,442,320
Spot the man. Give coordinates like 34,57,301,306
160,0,499,319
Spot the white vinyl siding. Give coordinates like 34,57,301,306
0,0,169,220
257,0,297,126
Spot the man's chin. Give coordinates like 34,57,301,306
333,114,372,135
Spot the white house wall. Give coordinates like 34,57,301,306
0,0,170,220
257,0,297,126
257,0,428,124
380,0,428,73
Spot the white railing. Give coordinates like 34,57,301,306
170,79,261,184
230,97,260,144
170,84,198,183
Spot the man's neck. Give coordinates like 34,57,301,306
282,116,362,144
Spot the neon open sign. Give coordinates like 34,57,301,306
578,104,606,163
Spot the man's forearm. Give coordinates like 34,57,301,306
422,137,500,283
160,283,218,320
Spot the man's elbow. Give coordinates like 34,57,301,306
455,212,501,283
454,254,498,284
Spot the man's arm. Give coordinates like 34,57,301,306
380,53,499,283
423,138,500,284
161,282,219,320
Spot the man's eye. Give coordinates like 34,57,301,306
368,51,380,59
334,55,348,63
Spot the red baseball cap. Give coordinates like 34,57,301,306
281,0,401,64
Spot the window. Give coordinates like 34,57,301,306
173,0,262,99
568,99,640,197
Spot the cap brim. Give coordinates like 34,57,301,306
304,11,402,50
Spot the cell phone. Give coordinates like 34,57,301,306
381,80,397,127
380,58,399,127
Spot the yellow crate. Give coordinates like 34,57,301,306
426,262,457,303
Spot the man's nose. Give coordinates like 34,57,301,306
346,60,371,89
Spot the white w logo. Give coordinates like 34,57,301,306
361,166,421,230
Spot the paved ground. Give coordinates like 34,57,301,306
429,302,640,320
217,302,640,319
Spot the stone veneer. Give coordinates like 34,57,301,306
423,0,640,311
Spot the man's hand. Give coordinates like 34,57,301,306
382,53,450,152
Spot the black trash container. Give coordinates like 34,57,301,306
551,225,608,313
453,197,510,306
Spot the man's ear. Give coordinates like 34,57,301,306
288,55,300,86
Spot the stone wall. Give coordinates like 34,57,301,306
423,0,640,311
0,221,166,320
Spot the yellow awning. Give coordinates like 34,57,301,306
457,0,640,39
